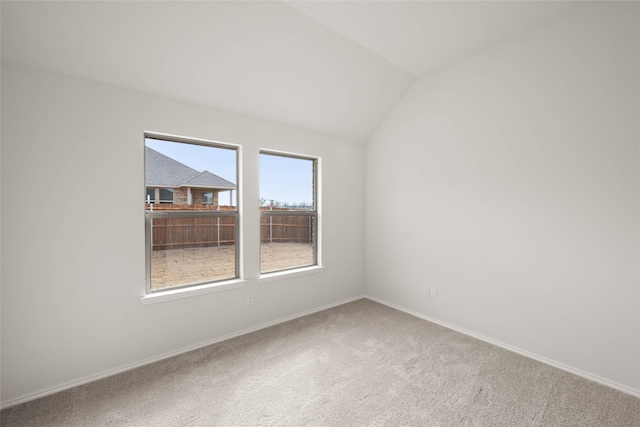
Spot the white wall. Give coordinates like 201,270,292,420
365,3,640,393
0,61,365,405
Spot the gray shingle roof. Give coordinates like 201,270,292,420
145,147,236,189
181,170,235,189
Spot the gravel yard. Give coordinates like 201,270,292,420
150,242,315,289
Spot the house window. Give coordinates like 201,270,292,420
202,192,213,205
259,151,319,274
145,133,239,293
158,188,174,204
146,187,155,203
145,187,175,204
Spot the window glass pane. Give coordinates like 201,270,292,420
159,188,174,203
202,192,213,204
260,214,316,273
260,152,318,273
259,153,314,210
145,138,237,210
149,216,237,290
145,135,238,292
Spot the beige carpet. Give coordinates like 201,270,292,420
2,299,639,426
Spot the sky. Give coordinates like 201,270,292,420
146,138,314,207
259,153,314,207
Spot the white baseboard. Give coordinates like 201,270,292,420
364,294,640,399
1,294,365,410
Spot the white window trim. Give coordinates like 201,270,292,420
258,265,325,284
141,279,247,305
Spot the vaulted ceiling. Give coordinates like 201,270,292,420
1,1,580,142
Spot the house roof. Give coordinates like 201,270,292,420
145,147,235,190
181,171,236,190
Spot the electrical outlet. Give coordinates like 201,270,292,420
424,286,430,296
247,294,254,305
429,287,437,298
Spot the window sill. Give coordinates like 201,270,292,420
258,265,325,284
140,279,247,305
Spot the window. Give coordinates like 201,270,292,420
260,151,319,274
202,192,213,205
146,187,155,203
158,188,174,204
145,133,239,293
145,187,175,204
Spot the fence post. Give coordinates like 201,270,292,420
269,203,273,243
216,205,220,246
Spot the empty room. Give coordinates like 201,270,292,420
1,1,639,425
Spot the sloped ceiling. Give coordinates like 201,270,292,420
285,0,575,77
1,1,579,142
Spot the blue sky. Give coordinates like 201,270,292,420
260,153,313,207
146,138,314,206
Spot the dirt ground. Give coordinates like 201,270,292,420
150,242,315,289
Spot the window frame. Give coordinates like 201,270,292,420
143,131,242,296
259,149,322,276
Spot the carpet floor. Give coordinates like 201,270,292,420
1,298,639,426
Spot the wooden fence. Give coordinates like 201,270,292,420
260,214,315,244
151,216,236,250
147,204,314,250
146,204,236,212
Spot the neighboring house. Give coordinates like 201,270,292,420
145,147,236,206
